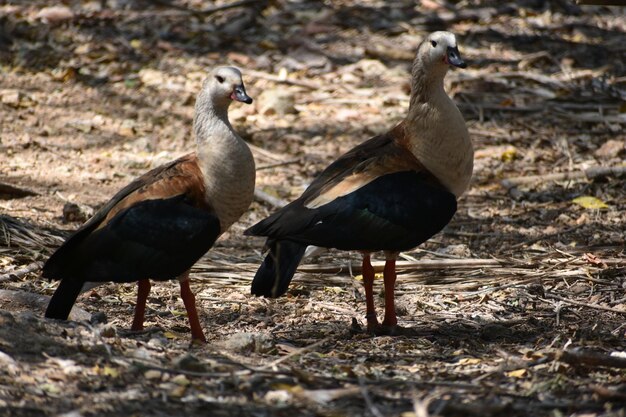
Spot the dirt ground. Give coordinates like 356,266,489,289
1,1,625,416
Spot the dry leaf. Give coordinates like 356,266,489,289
506,369,528,378
353,273,383,281
572,196,608,209
457,357,482,365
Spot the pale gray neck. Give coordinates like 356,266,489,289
192,89,256,232
408,59,448,110
193,89,233,144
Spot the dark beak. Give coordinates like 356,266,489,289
231,85,253,104
446,46,467,69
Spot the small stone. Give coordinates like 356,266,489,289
218,332,275,354
437,244,471,258
132,347,153,360
1,89,21,106
90,311,107,325
144,370,162,380
118,119,136,137
35,6,74,24
595,139,624,159
173,353,207,373
99,324,116,338
258,89,298,116
62,202,94,223
264,389,293,405
171,374,190,386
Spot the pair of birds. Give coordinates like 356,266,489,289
43,31,474,342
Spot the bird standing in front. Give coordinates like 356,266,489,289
245,32,473,335
43,67,256,342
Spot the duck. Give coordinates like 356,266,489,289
245,32,473,335
43,67,256,342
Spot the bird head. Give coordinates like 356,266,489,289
207,66,253,105
418,31,467,71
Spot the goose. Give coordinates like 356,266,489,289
245,32,473,335
43,67,256,342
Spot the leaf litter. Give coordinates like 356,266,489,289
0,1,625,416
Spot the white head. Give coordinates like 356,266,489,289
201,66,253,107
416,31,466,72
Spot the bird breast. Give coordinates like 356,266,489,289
405,95,474,197
197,135,256,231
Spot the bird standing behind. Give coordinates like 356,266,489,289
43,67,256,342
245,32,473,335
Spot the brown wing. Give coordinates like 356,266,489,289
302,123,429,208
42,153,220,283
85,154,210,231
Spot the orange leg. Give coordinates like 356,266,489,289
382,259,397,327
361,254,379,331
131,279,151,331
179,273,206,343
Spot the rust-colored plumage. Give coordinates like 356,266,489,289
43,67,255,342
246,32,473,335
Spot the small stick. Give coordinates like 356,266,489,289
501,166,626,188
246,69,322,90
297,258,502,275
544,293,626,315
504,226,581,251
0,182,38,198
150,0,261,17
256,158,301,171
358,376,385,417
260,338,329,370
555,349,626,369
254,188,289,208
577,0,626,5
0,262,42,282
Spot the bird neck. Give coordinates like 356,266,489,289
193,90,233,145
403,60,474,198
192,90,256,232
408,60,448,109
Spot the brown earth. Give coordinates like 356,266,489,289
1,1,625,416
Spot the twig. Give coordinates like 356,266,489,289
555,349,626,369
0,262,43,282
256,159,301,171
297,258,502,275
150,0,262,17
254,188,289,208
259,338,329,370
543,293,626,315
501,166,626,188
358,376,385,417
577,0,626,5
0,182,38,198
504,226,582,251
246,69,322,90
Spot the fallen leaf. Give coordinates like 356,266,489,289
457,357,481,365
353,273,383,281
572,196,608,209
506,369,528,378
501,147,518,162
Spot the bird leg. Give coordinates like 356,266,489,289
361,254,380,331
381,257,398,328
178,272,207,343
131,279,151,331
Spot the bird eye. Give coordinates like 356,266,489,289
215,75,224,83
431,40,437,47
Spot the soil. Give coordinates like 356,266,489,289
0,1,625,416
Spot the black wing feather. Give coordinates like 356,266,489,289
43,195,220,283
247,171,456,252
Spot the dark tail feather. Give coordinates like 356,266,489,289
251,240,306,298
45,279,83,320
